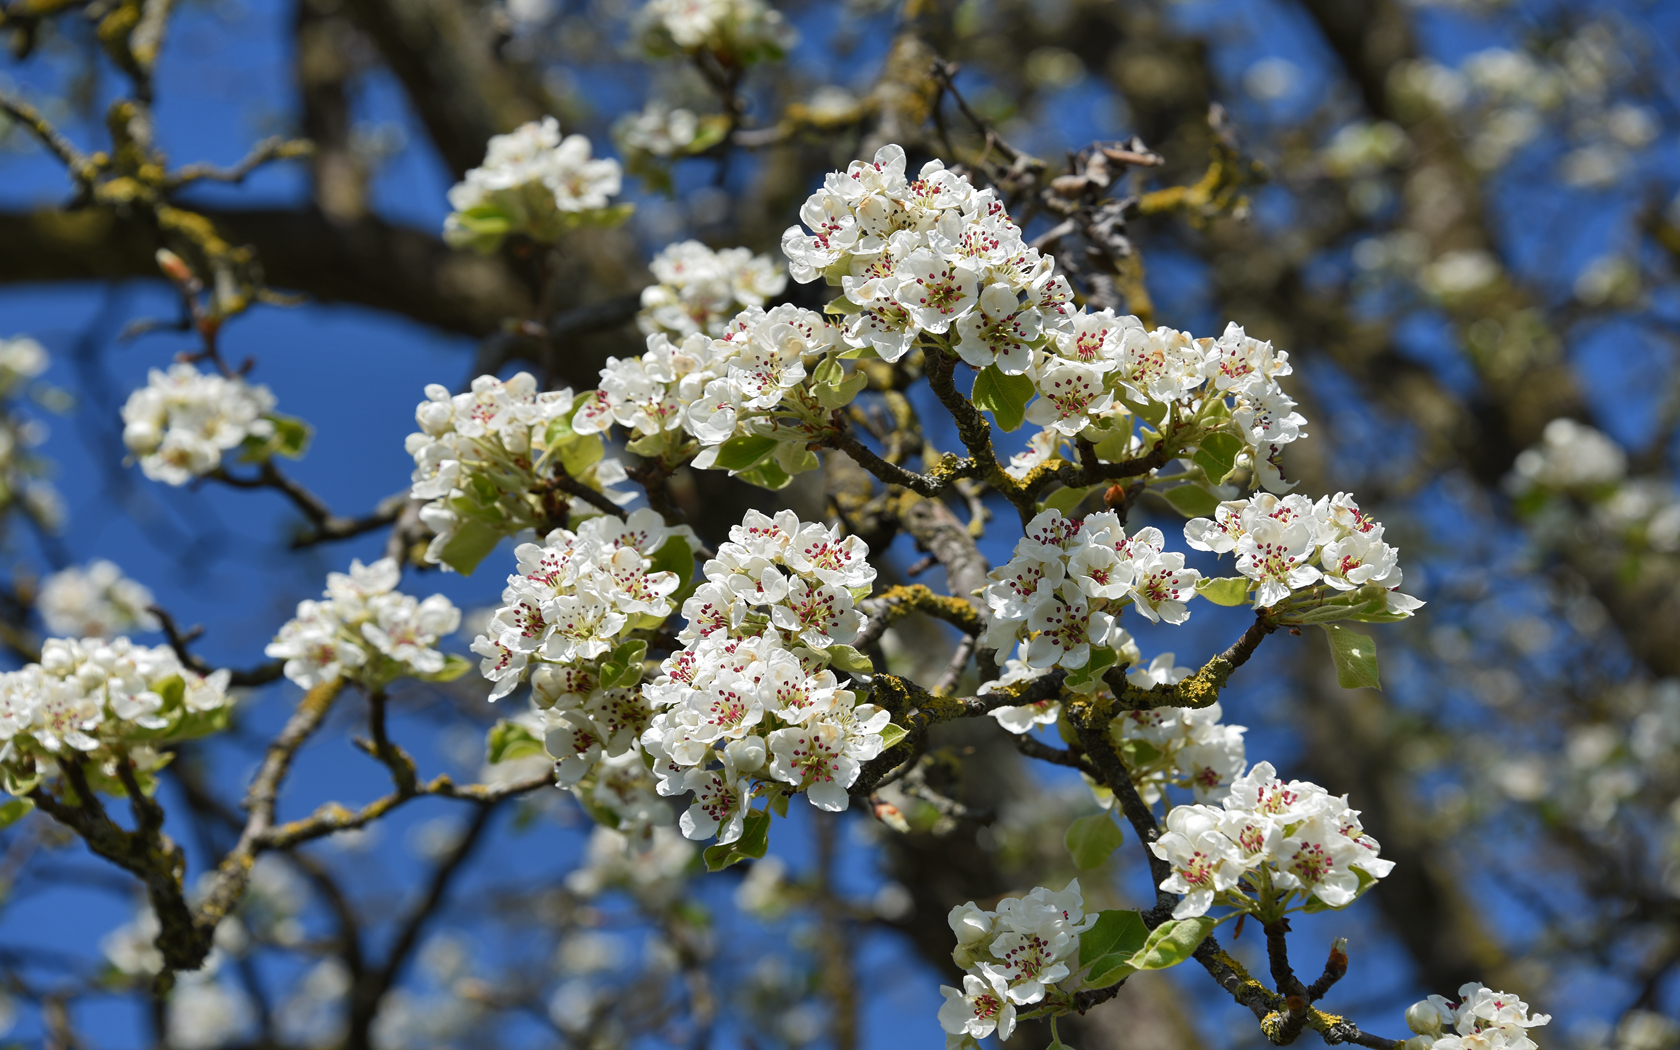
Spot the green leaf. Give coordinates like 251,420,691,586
713,434,779,473
418,653,473,683
487,720,545,765
740,458,793,490
687,115,730,153
1322,624,1381,690
1193,432,1242,483
436,518,505,576
600,639,649,689
1080,907,1148,988
878,722,907,750
558,432,605,476
1065,812,1126,870
1063,645,1117,693
703,808,772,871
827,644,874,674
168,704,232,743
1080,909,1149,966
1129,915,1218,970
814,369,867,410
571,202,636,229
236,413,313,463
1160,484,1222,518
766,785,791,818
1122,395,1169,427
1195,577,1252,607
647,535,696,604
971,365,1035,433
0,797,34,829
544,413,576,449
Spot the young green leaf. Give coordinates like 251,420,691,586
0,797,35,829
1193,432,1243,483
712,434,779,473
1322,624,1381,690
418,653,474,683
971,365,1035,433
486,720,546,765
1079,909,1149,967
1062,645,1118,693
1065,812,1126,870
1129,915,1217,970
647,535,696,603
703,808,772,871
1161,483,1222,518
877,722,908,750
1041,484,1098,515
436,518,504,576
1194,576,1252,607
826,644,875,674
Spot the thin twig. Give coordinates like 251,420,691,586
166,137,313,188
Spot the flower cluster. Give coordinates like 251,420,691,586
614,101,703,161
0,336,47,394
1149,761,1394,919
982,509,1202,673
940,881,1099,1044
985,648,1247,804
266,559,461,690
406,373,632,574
1029,318,1308,494
777,146,1311,493
781,143,1075,367
575,304,855,486
1110,698,1248,805
443,118,626,254
613,102,732,186
635,0,796,65
564,825,696,907
639,510,889,833
1508,417,1626,494
120,363,280,485
637,241,787,339
471,508,690,705
38,560,159,639
1184,491,1423,617
0,636,233,792
1403,984,1551,1050
469,509,694,845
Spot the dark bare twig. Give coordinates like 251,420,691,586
1015,735,1098,778
165,137,314,188
149,605,284,687
346,801,499,1050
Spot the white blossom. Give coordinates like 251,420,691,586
444,118,624,252
635,0,796,61
639,509,886,832
1149,761,1394,918
941,881,1097,1008
0,637,233,785
120,363,278,485
405,372,632,573
266,559,459,690
37,560,159,638
638,240,787,339
1405,984,1551,1050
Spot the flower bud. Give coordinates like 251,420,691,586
1407,1000,1448,1036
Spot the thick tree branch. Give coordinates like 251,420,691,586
0,207,531,337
